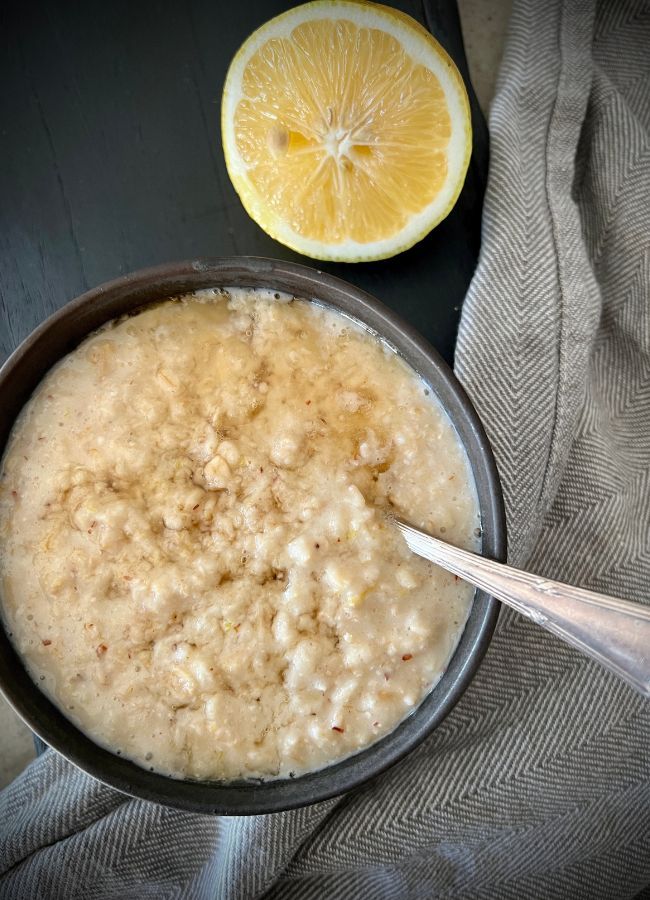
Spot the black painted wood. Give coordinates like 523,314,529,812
0,0,488,368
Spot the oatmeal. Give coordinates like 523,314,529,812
0,290,478,780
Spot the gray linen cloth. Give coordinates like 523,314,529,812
1,0,649,896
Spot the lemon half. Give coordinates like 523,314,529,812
222,1,471,262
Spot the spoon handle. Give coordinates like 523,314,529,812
394,518,650,698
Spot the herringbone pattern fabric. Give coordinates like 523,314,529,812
1,0,649,897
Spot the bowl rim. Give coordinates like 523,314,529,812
0,257,506,814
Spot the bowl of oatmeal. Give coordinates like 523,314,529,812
0,258,505,813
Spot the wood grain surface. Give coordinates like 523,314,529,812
0,0,488,367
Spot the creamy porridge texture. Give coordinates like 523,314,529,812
0,290,478,780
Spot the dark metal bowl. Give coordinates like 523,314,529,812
0,257,505,814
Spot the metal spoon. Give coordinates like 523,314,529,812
393,517,650,698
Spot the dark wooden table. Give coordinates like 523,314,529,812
0,0,487,368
